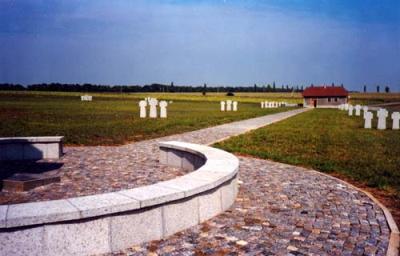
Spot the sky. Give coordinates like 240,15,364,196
0,0,399,91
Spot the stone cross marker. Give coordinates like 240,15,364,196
139,100,147,118
159,101,168,118
377,109,388,130
261,102,264,108
220,101,225,111
355,105,361,116
226,100,232,111
348,105,354,116
364,112,373,129
149,98,158,118
362,106,368,118
233,101,238,111
81,95,92,101
391,112,400,130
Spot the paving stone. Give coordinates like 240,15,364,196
0,108,391,255
107,157,391,255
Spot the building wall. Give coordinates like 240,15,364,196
304,97,347,107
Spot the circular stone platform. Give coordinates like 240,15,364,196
110,157,391,256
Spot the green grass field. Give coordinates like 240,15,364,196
0,91,296,145
215,109,400,197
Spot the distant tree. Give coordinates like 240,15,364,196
202,83,207,96
311,83,314,87
363,85,367,93
254,84,257,92
226,91,235,96
377,85,380,93
0,84,25,91
272,81,276,91
385,86,390,93
331,82,335,87
266,84,271,92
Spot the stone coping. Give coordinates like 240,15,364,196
0,136,64,144
0,141,239,229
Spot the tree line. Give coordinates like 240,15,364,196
0,82,305,93
0,82,392,93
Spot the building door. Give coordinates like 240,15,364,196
313,99,317,108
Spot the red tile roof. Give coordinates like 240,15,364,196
302,86,348,97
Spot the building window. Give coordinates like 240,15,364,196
335,98,338,102
328,97,331,102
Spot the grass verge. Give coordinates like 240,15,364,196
215,109,400,224
0,92,295,145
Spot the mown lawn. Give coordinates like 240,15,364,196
0,92,296,145
215,108,400,197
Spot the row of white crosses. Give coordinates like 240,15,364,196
139,98,168,118
220,100,238,111
260,101,286,108
81,95,92,101
338,104,399,130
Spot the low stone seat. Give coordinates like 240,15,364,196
0,136,64,161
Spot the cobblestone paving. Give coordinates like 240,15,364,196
0,108,308,204
0,107,392,254
111,157,390,256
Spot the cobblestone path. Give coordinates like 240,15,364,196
113,157,390,256
1,107,394,255
1,108,308,204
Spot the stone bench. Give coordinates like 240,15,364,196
0,136,64,161
0,141,239,256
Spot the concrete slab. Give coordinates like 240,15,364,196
220,177,238,211
119,184,185,208
0,226,45,256
44,217,110,256
157,175,215,197
67,192,140,218
159,147,168,164
167,149,183,168
199,188,222,222
46,143,62,158
0,205,7,228
110,207,163,251
163,197,199,237
5,144,23,160
6,199,80,227
23,143,46,160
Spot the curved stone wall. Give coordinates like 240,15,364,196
0,141,239,256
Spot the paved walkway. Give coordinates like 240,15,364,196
114,157,390,256
0,108,308,204
1,108,394,255
105,107,389,256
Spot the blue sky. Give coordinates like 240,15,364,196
0,0,399,91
